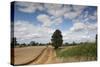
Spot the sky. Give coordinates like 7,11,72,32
12,1,97,44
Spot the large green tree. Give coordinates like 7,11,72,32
51,29,63,49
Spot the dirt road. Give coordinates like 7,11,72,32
29,46,58,64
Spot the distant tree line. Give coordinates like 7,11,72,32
63,34,97,46
11,33,97,48
11,37,51,48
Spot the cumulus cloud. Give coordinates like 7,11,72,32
14,2,97,43
52,17,63,25
62,19,97,43
14,20,55,43
89,11,97,21
37,14,52,27
16,2,86,20
64,5,86,20
15,2,44,13
70,22,86,32
14,21,39,39
37,14,63,27
14,20,97,44
86,23,97,31
72,5,86,12
44,4,67,17
70,22,97,32
62,28,96,43
64,11,80,20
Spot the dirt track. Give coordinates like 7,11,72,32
13,46,60,65
29,46,58,64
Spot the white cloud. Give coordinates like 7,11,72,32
16,2,44,13
37,14,52,27
16,2,87,23
89,11,97,20
37,14,63,27
70,20,97,32
52,17,63,25
44,3,65,17
44,4,74,18
14,21,39,39
62,20,97,43
64,5,86,20
87,23,97,31
44,4,85,19
70,22,86,32
72,5,86,12
14,20,55,43
84,11,89,18
64,11,80,19
16,2,86,20
62,29,96,43
14,20,97,44
15,2,97,43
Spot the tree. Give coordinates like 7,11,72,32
96,34,97,44
72,41,77,46
11,37,17,48
51,29,63,49
21,43,26,47
64,42,70,46
30,41,37,46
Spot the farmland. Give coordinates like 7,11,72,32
11,42,97,65
11,46,60,65
12,46,46,65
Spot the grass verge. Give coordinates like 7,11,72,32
56,43,97,61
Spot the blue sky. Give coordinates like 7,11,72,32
12,1,97,44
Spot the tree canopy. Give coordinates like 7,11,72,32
51,29,63,49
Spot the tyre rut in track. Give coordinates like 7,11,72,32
29,47,50,64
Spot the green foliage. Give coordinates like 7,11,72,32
56,42,97,58
51,29,63,49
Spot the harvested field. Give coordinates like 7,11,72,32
12,46,46,65
11,46,60,65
